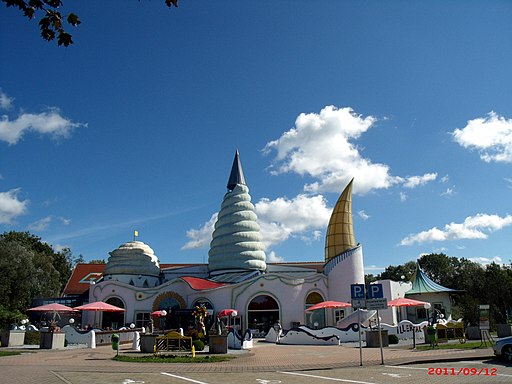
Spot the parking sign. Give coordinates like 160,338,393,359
351,284,365,299
368,283,384,299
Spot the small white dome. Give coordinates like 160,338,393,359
105,241,160,277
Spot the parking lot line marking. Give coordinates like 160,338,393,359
384,365,427,370
161,372,209,384
279,371,378,384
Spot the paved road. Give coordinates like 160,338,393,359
47,360,512,384
1,341,507,384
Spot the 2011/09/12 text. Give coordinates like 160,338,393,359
428,367,497,376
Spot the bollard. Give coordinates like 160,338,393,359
131,331,140,351
89,330,96,349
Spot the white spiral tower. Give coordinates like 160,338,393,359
208,151,267,273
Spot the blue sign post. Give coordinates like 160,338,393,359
350,284,365,366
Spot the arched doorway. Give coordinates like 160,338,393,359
305,292,325,329
102,297,125,329
152,292,186,330
247,295,279,334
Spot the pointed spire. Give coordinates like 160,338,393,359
227,149,246,191
325,178,356,261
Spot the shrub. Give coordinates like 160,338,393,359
388,334,399,344
192,339,205,351
24,331,40,345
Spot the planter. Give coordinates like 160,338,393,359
496,324,512,338
40,331,65,349
0,331,25,347
209,335,228,354
465,326,480,340
365,330,388,347
140,334,158,353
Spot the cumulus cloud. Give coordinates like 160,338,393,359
181,213,218,250
452,111,512,163
401,173,438,188
358,210,370,220
266,251,285,263
264,105,436,194
469,256,503,266
255,194,331,247
0,89,14,110
400,213,512,245
0,90,85,145
0,188,28,224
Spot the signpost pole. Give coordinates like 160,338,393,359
376,309,384,365
358,309,362,366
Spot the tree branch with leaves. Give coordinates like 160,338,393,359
2,0,179,47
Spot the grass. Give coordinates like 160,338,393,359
415,341,492,351
113,353,236,363
0,350,22,357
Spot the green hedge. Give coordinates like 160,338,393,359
192,339,205,351
24,331,40,345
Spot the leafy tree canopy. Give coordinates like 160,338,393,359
2,0,179,46
0,231,82,329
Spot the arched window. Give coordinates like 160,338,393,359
247,295,279,334
102,297,125,329
305,292,325,329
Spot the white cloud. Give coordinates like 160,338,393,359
266,251,285,263
400,213,512,245
255,194,331,247
28,216,52,231
358,210,370,220
441,187,455,197
505,177,512,189
400,192,407,202
468,256,503,266
0,107,85,145
452,111,512,163
0,188,28,224
264,105,436,194
364,265,386,274
0,89,14,110
441,175,449,183
28,215,71,231
401,173,438,188
181,213,218,250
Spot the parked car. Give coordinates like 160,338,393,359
493,336,512,362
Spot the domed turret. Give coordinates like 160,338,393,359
104,241,160,283
208,151,267,272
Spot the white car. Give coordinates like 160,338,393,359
493,336,512,362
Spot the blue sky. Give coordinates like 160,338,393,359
1,1,511,273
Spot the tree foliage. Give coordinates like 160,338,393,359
378,253,512,326
2,0,179,46
0,231,81,329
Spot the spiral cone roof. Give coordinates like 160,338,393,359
208,151,267,272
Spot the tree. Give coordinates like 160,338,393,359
380,261,416,282
2,0,179,46
0,231,81,329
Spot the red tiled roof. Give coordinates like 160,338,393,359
180,276,226,290
62,263,106,296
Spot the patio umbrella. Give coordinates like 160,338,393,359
217,309,238,318
27,303,78,321
151,310,167,317
305,300,351,311
387,297,429,348
387,298,428,307
74,301,125,312
74,301,125,328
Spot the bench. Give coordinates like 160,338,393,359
154,331,193,353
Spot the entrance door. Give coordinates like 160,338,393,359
247,295,279,335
